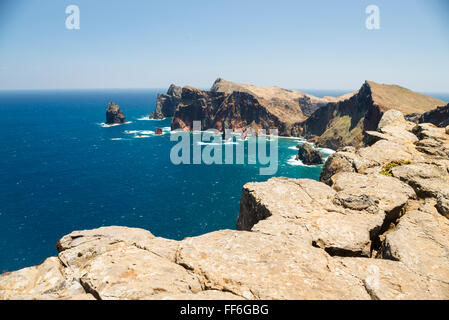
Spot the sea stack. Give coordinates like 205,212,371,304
106,102,126,124
296,143,323,165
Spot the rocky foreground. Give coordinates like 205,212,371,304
1,111,449,300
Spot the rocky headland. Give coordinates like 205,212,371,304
2,110,449,300
152,79,446,152
292,81,446,150
165,78,353,135
105,102,126,124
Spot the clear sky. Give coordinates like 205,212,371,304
0,0,448,92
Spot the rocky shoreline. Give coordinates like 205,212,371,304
150,79,446,151
1,110,449,300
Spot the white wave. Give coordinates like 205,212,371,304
134,135,151,139
287,156,304,166
140,130,155,135
196,142,221,146
288,146,299,150
99,121,132,128
278,136,302,141
137,116,166,121
162,127,171,132
124,130,140,134
110,138,124,141
287,155,322,167
317,147,336,155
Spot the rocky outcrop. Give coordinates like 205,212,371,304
294,81,446,150
171,78,353,135
150,84,182,119
2,110,449,300
415,103,449,128
171,86,228,132
105,102,126,124
296,143,323,165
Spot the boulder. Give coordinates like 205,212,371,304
377,109,405,130
155,128,163,135
295,143,323,165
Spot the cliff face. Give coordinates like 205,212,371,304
171,78,352,135
294,81,446,149
416,103,449,128
105,102,126,124
2,111,449,300
150,84,182,119
171,86,228,131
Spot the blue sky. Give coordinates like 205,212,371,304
0,0,448,92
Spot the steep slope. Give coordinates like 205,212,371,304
295,81,446,149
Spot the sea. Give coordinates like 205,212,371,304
0,88,447,272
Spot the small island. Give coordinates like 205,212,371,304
106,102,126,125
296,143,323,165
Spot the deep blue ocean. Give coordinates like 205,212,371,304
1,89,447,272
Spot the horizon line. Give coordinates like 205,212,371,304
0,87,448,96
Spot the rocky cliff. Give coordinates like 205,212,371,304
150,84,182,119
105,102,126,124
415,103,449,128
293,81,446,149
1,111,449,300
171,78,351,135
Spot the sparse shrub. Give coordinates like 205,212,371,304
380,160,412,176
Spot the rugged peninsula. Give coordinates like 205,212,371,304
157,78,353,135
1,110,449,300
153,79,446,151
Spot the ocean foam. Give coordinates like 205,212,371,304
140,130,155,135
317,147,336,155
137,116,166,121
196,142,221,146
287,155,322,167
99,121,132,127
